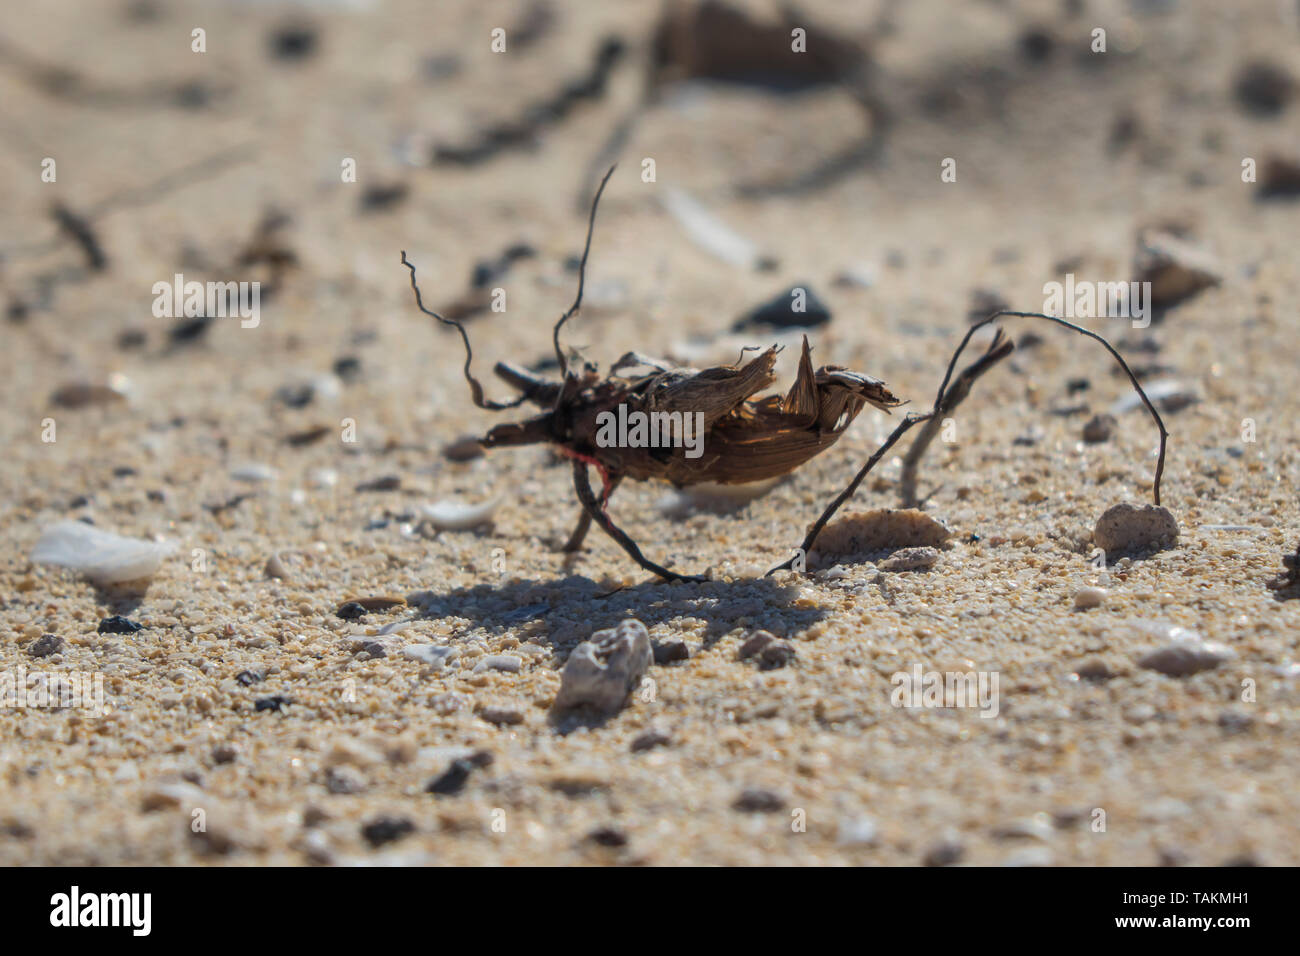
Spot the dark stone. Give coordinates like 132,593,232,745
360,816,415,848
97,615,142,635
732,284,831,331
336,602,367,621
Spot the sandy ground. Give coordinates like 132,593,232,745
2,0,1299,865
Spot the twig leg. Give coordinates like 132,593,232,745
562,474,620,552
562,508,593,553
571,461,705,583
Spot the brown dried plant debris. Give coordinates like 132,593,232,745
403,169,1170,584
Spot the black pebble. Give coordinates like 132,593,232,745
361,816,414,848
732,283,831,331
358,184,408,213
254,695,290,712
336,602,367,621
1234,61,1294,117
333,355,362,381
587,826,628,848
270,25,317,62
235,670,263,686
97,615,142,635
426,751,493,796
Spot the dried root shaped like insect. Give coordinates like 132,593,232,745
402,168,1170,583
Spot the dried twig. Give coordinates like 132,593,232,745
767,311,1170,575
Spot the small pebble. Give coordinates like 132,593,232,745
758,642,797,671
878,547,940,572
1093,502,1179,553
836,815,880,847
473,654,522,674
1136,624,1235,677
254,695,291,712
923,838,966,867
360,816,414,848
27,634,64,658
630,729,671,753
441,435,485,462
478,703,525,726
97,615,143,635
336,602,367,621
732,788,785,813
737,631,776,659
325,765,367,795
586,826,628,848
1082,413,1116,443
1073,586,1108,610
653,639,690,664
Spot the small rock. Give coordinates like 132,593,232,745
1073,657,1114,681
230,463,277,483
1073,586,1108,610
269,24,318,62
478,703,525,726
815,509,951,557
1217,708,1254,734
1137,626,1235,677
737,630,776,660
1082,413,1116,443
630,728,671,753
652,639,690,664
923,838,966,867
551,619,653,717
732,283,831,331
1133,230,1221,311
836,815,880,847
325,765,367,795
425,751,492,796
758,641,797,671
1259,154,1300,200
27,634,64,658
355,475,401,492
97,615,143,635
878,547,940,572
473,654,522,674
1233,60,1293,116
441,435,485,462
336,601,368,621
732,787,785,813
1093,502,1178,553
586,826,628,848
264,552,290,580
254,695,291,713
403,645,458,667
211,742,240,764
360,816,414,848
235,670,263,686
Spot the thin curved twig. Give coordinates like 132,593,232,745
400,250,528,411
938,311,1169,505
553,164,616,375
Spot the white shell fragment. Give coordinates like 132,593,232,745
660,187,767,270
31,521,175,584
421,497,498,530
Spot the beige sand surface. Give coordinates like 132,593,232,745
2,0,1298,865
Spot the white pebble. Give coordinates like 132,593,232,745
31,521,175,584
1073,586,1108,609
422,497,497,530
474,654,522,674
